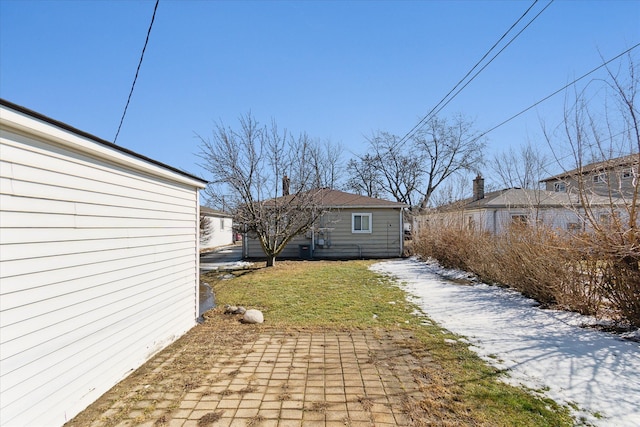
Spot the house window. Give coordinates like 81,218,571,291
352,213,372,233
599,214,611,226
567,222,582,232
467,216,475,230
511,215,529,227
554,182,566,192
593,174,606,184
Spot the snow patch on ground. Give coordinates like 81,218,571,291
370,258,640,427
200,261,254,271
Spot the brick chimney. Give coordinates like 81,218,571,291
282,175,290,196
473,174,484,201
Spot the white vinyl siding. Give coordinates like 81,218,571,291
0,108,205,426
200,212,234,250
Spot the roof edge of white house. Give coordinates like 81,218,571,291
0,99,207,189
323,204,407,209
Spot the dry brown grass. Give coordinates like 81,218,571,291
414,223,640,326
197,410,224,426
357,395,374,411
306,401,330,412
65,311,260,427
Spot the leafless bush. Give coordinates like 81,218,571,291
412,222,637,322
582,225,640,326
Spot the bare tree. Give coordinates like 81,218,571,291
491,141,549,189
199,214,212,246
345,154,382,198
197,113,327,267
309,139,344,189
428,172,474,207
345,115,484,210
366,131,425,207
414,115,486,209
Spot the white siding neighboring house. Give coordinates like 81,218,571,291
200,206,234,250
420,175,626,234
0,99,207,426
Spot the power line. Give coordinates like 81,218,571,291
473,43,640,142
396,0,552,148
399,0,542,141
427,1,554,124
114,0,160,144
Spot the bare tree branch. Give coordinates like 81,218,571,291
197,113,330,266
413,114,486,209
491,141,549,189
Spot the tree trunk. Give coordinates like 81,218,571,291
266,254,276,267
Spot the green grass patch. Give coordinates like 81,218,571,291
203,260,574,427
207,260,418,328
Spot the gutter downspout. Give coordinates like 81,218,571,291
242,224,248,258
492,209,497,234
311,225,315,259
399,208,404,257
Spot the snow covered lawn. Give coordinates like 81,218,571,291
371,258,640,427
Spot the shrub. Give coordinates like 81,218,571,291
413,222,639,326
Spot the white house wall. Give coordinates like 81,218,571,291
201,215,233,250
0,113,204,426
444,207,595,233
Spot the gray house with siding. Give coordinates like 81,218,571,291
0,99,207,426
540,154,639,198
243,189,408,259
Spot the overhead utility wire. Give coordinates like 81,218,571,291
396,0,545,148
114,0,160,144
426,0,555,125
398,0,538,144
471,43,640,143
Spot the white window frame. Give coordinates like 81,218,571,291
510,214,529,226
593,173,606,184
352,213,372,233
554,182,566,192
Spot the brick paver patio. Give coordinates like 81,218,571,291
76,328,426,427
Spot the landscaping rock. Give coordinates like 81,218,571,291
224,305,238,314
241,309,264,324
224,305,248,315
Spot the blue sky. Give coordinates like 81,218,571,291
1,0,638,182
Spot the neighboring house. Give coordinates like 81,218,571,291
200,206,234,250
0,99,207,426
420,175,624,234
541,153,639,198
242,189,408,259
